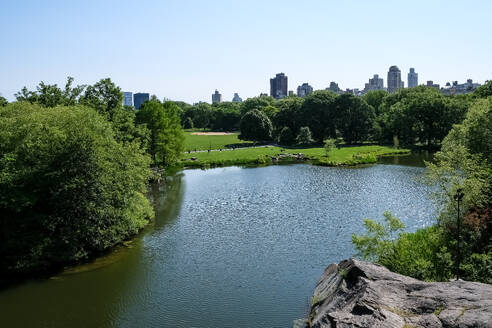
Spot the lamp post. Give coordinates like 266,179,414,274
453,188,464,280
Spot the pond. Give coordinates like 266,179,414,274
0,156,437,328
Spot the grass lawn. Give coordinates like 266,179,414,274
180,145,410,168
184,131,252,151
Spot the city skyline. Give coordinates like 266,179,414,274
1,1,491,103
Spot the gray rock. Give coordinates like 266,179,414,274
307,258,492,328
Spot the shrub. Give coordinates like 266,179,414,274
0,103,153,280
278,126,295,145
296,126,314,145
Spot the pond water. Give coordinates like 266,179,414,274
0,156,437,328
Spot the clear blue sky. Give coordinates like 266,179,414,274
1,0,491,103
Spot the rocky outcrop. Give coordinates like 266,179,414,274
307,259,492,328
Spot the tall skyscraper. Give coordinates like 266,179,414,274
363,74,384,92
387,66,403,93
133,93,149,109
212,90,222,104
232,93,243,102
270,73,288,99
123,92,133,107
297,83,313,97
408,68,418,88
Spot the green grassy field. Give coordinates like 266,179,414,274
184,132,252,151
180,145,410,168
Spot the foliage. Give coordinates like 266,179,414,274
473,80,492,98
296,126,314,145
278,126,295,145
240,95,274,116
136,100,184,165
362,90,388,115
239,109,273,141
334,94,375,144
15,77,86,107
299,90,337,141
352,213,454,281
0,103,153,280
324,139,336,157
0,96,7,107
184,116,194,129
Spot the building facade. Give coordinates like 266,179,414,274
212,90,222,104
426,80,440,90
270,73,288,99
441,79,481,95
326,81,342,94
232,93,242,102
297,83,313,97
363,74,384,92
123,92,133,107
133,93,149,109
387,65,403,93
408,68,418,88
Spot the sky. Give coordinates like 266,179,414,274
1,0,491,103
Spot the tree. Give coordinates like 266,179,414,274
300,90,337,141
14,77,86,107
296,126,314,145
184,116,194,129
324,139,336,157
382,86,465,147
192,102,213,129
474,80,492,98
240,95,274,116
278,126,295,145
334,94,375,144
81,78,123,120
362,90,388,115
136,100,184,165
273,96,304,137
239,109,273,141
0,96,7,107
0,103,153,280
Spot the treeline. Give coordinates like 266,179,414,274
170,83,492,148
353,88,492,283
0,78,184,283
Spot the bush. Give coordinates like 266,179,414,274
0,103,153,280
296,126,314,145
239,109,273,141
352,212,453,281
278,126,295,145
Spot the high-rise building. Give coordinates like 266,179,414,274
297,83,313,97
363,74,384,92
270,73,288,99
123,92,133,107
326,81,342,94
387,66,403,93
133,93,149,109
212,90,222,104
426,80,440,90
232,93,242,102
408,68,418,88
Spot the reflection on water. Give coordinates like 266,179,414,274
0,158,436,328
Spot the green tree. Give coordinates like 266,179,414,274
192,102,213,129
273,96,304,137
362,90,388,115
136,100,184,165
473,80,492,98
240,95,274,116
0,103,153,280
81,78,123,120
334,94,375,144
15,77,86,107
278,126,295,145
239,109,273,141
0,96,7,107
184,116,194,129
296,126,314,145
300,90,337,141
324,139,336,157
